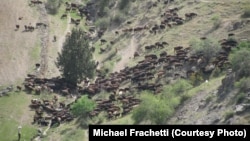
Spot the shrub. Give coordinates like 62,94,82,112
224,110,234,121
209,67,221,78
170,79,193,95
132,80,192,124
231,41,250,53
229,48,250,79
119,0,130,10
242,5,250,18
95,17,110,30
71,95,96,117
45,0,62,15
234,77,250,93
189,72,204,86
189,37,220,65
235,93,246,104
111,12,126,27
132,91,177,124
98,0,110,14
208,14,221,32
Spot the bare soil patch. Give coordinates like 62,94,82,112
0,0,40,85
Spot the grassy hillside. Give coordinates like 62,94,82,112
0,0,250,141
0,0,41,86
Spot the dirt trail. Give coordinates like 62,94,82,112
37,4,49,77
58,16,71,53
112,36,138,72
45,14,72,78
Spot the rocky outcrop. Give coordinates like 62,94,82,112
217,71,235,100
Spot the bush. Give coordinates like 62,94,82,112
119,0,130,10
242,5,250,18
231,41,250,53
111,12,126,27
210,67,222,78
71,95,96,117
45,0,62,15
235,93,246,104
189,37,220,65
224,110,234,121
229,48,250,79
208,14,222,31
132,80,192,124
234,77,250,93
97,0,110,14
189,72,204,86
95,17,110,30
132,91,174,124
170,79,193,95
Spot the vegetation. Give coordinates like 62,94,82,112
0,92,37,141
212,15,221,31
132,91,172,125
241,5,250,18
71,95,96,117
45,0,62,15
189,72,204,86
118,0,130,11
132,79,192,124
234,92,246,104
189,37,220,65
224,110,234,121
234,77,250,93
2,0,250,140
95,17,110,30
56,28,96,86
97,0,111,14
111,12,126,27
229,41,250,79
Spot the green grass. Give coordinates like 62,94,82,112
103,114,134,125
224,110,234,121
62,129,85,141
30,44,41,60
49,3,68,35
42,121,87,141
0,92,37,141
186,75,225,97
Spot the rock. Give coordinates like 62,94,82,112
218,73,236,99
235,105,244,113
235,104,250,114
211,118,220,124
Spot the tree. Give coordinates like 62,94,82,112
132,91,173,125
56,28,96,86
71,95,96,117
230,48,250,79
132,80,192,124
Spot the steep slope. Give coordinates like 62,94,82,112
89,0,250,125
0,0,40,85
0,0,250,140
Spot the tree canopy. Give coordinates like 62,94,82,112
229,41,250,79
56,28,96,86
71,95,96,117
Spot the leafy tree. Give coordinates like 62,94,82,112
56,28,96,86
71,95,96,117
229,44,250,79
132,80,192,124
132,91,174,125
